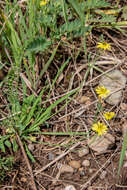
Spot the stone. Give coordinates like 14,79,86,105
55,187,64,190
89,168,94,173
123,161,127,168
125,151,127,159
59,164,74,174
120,103,127,111
79,168,85,176
78,96,90,104
88,186,93,190
48,152,55,160
88,133,115,153
78,148,89,157
64,185,76,190
68,160,81,169
99,70,126,105
82,160,90,167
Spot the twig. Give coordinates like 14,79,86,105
61,86,125,119
80,145,120,190
41,59,122,105
16,133,38,190
34,141,81,175
60,100,98,119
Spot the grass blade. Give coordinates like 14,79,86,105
118,129,127,176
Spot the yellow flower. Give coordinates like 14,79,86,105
97,42,111,51
96,86,110,99
92,121,108,136
40,0,49,6
104,112,115,120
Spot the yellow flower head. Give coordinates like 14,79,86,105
96,86,110,99
92,121,108,136
97,42,111,51
40,0,49,6
104,112,115,120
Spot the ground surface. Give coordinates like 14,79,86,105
1,0,127,190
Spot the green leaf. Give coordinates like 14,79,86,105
85,0,110,9
30,88,77,130
122,6,127,20
60,19,82,32
69,0,85,24
26,37,51,53
12,138,18,152
98,14,116,23
23,90,44,128
61,0,68,28
0,141,5,152
118,129,127,175
39,42,59,79
5,140,11,148
25,143,35,163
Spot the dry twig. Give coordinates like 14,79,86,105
80,145,120,190
34,141,81,175
16,133,38,190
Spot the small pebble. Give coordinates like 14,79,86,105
80,170,85,176
78,148,89,157
69,160,81,169
60,164,74,173
48,152,55,160
82,160,90,167
79,167,85,176
55,187,64,190
64,185,76,190
120,103,127,111
57,163,62,169
123,161,127,168
100,170,107,179
89,168,94,173
125,151,127,159
21,177,27,182
78,96,90,104
88,186,93,190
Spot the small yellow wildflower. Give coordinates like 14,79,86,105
92,121,108,136
104,112,115,120
40,0,49,6
97,42,111,51
96,86,110,99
